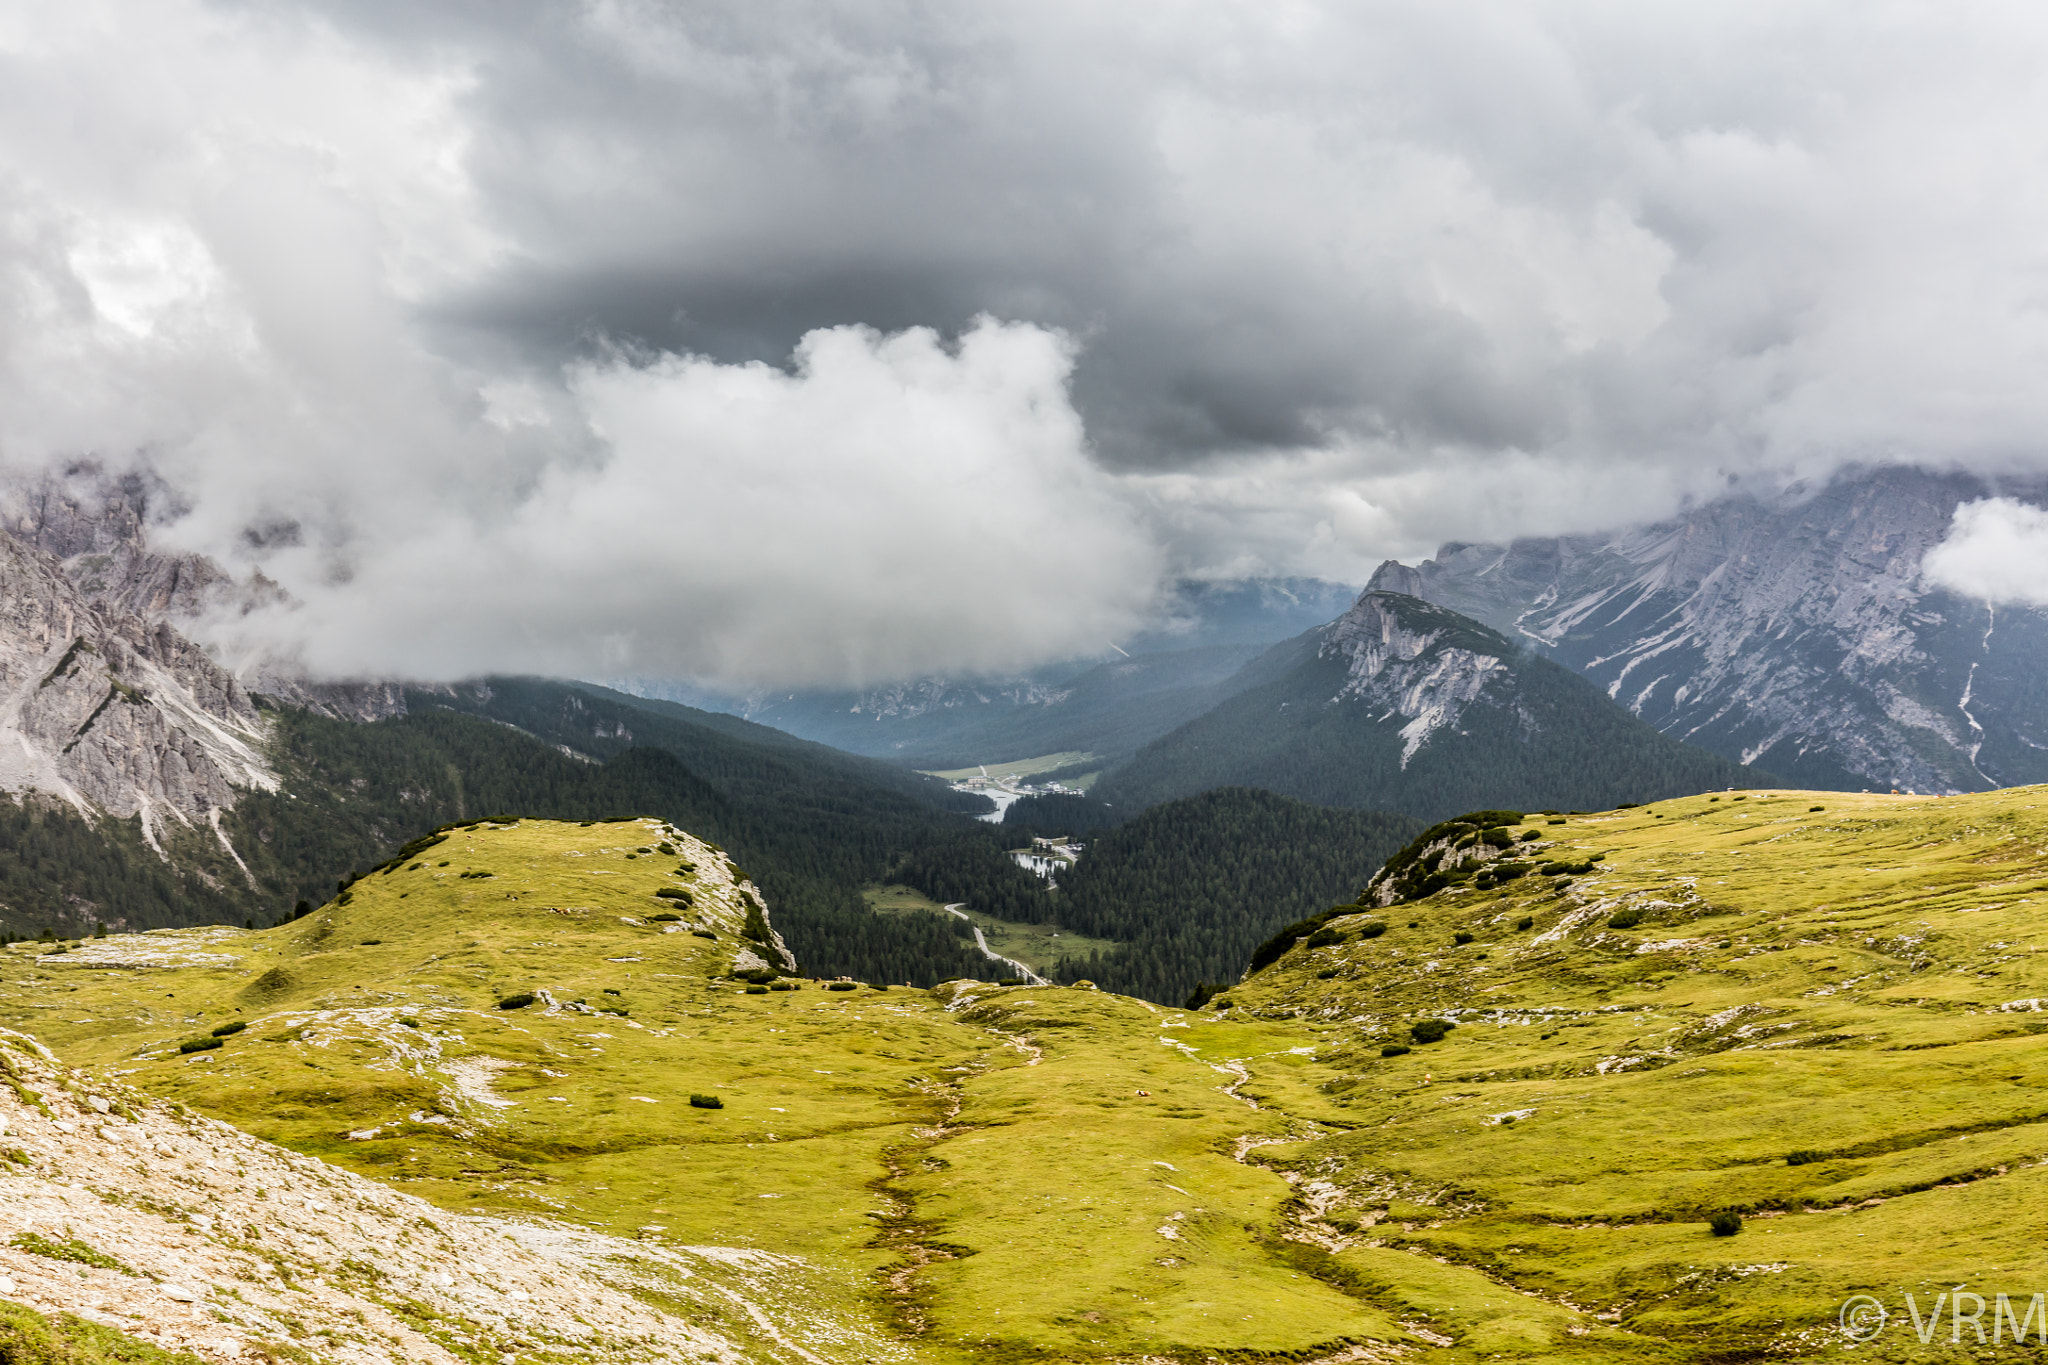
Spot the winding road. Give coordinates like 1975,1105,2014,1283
942,904,1049,986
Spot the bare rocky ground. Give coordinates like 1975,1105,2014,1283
0,1026,748,1364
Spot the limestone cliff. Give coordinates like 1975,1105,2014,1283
0,529,275,837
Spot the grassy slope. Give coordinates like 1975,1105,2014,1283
4,791,2048,1360
0,819,1402,1362
1227,785,2048,1359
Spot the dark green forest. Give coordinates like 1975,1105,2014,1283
1040,788,1418,1003
0,692,1007,984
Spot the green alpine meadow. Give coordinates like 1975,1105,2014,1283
4,785,2047,1360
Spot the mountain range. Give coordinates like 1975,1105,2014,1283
1367,465,2048,794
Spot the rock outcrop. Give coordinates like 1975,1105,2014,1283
1321,592,1511,767
0,466,408,724
0,1027,746,1364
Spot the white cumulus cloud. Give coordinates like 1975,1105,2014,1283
204,318,1161,686
1922,498,2048,607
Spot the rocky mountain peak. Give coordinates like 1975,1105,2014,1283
1320,592,1514,766
0,527,276,844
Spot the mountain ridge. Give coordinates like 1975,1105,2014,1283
1367,464,2048,793
1095,589,1773,819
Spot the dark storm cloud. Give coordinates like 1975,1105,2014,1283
4,1,2048,683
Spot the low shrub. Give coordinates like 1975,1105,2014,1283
689,1094,724,1109
498,992,537,1010
654,887,693,903
1381,1044,1411,1057
691,929,716,939
1453,931,1475,945
1786,1149,1828,1166
1607,909,1644,930
648,912,683,923
1809,805,1826,812
1358,922,1387,938
209,1021,247,1037
1518,829,1541,842
178,1037,222,1054
1547,818,1566,825
399,1017,421,1028
1410,1019,1455,1044
745,985,769,994
1516,915,1534,930
769,982,795,992
999,977,1026,986
1709,1210,1743,1236
1316,967,1340,979
828,981,858,992
1304,928,1344,949
10,1231,135,1275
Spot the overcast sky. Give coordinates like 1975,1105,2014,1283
6,0,2048,684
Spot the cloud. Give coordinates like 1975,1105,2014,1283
207,318,1162,685
11,2,2048,682
1922,498,2048,608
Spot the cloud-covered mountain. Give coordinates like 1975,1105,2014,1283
9,8,2048,686
1366,467,2048,794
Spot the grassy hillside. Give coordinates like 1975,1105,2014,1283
0,817,1412,1362
1226,785,2048,1358
5,791,2048,1360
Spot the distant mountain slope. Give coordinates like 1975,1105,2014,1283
608,577,1361,767
1094,591,1771,820
1367,465,2048,793
613,644,1270,769
425,676,989,815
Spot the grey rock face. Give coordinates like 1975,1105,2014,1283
0,529,276,832
0,467,407,724
1367,467,2048,794
1320,592,1510,767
